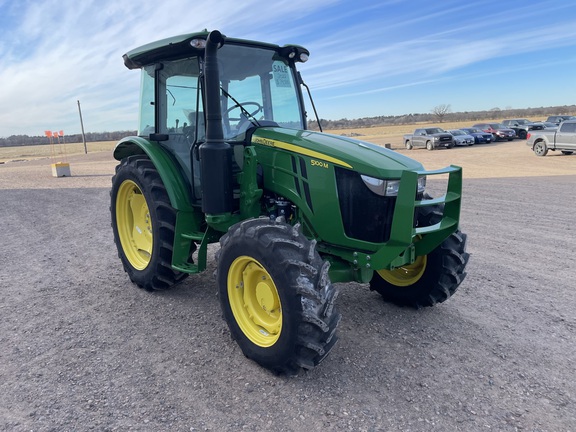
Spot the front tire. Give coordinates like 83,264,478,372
426,141,434,151
370,206,469,307
217,218,340,375
111,155,187,291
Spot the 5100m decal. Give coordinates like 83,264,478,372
310,159,329,168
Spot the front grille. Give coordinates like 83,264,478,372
335,167,395,243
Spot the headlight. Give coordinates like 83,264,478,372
361,175,398,196
360,175,426,196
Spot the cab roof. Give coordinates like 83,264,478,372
123,30,309,69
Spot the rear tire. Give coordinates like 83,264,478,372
111,155,187,291
533,141,548,156
370,205,469,308
405,140,413,150
518,130,527,139
217,218,340,375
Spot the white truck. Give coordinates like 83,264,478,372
526,120,576,156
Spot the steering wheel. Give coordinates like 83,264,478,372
225,102,263,121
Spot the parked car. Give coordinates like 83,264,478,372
448,129,475,146
526,120,576,156
403,127,455,150
459,127,493,144
501,119,544,139
540,121,558,129
472,123,516,141
546,115,576,125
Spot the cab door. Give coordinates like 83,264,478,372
555,122,576,150
153,58,204,201
412,129,426,147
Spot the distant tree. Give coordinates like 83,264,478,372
432,104,451,122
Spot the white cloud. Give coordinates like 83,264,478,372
0,0,339,136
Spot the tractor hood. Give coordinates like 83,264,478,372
251,128,424,178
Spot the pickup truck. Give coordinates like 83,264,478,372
526,120,576,156
403,128,454,150
501,119,544,139
545,115,576,125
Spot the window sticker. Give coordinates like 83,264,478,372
273,63,291,88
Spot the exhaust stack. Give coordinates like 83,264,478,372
199,30,233,214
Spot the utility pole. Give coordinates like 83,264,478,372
77,100,87,154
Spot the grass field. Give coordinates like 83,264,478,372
0,141,117,163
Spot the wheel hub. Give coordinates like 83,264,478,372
377,254,427,286
229,257,282,347
116,180,153,270
256,279,277,312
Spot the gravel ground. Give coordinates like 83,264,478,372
1,143,575,431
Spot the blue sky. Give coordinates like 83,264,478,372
1,0,575,137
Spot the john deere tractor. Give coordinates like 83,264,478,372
111,30,469,374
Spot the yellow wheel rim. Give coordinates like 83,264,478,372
227,256,282,347
377,254,427,287
116,180,153,270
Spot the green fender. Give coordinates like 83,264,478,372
113,136,194,212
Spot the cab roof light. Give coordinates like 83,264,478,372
190,39,206,49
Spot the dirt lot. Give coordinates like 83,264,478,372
1,141,575,431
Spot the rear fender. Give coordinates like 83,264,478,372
113,136,194,212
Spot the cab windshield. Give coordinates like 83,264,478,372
218,44,304,140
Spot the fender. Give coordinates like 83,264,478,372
113,136,194,212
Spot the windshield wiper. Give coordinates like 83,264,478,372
220,88,261,128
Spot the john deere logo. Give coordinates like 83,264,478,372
253,137,275,147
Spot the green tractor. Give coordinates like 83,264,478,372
111,30,469,375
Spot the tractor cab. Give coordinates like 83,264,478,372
125,31,309,202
